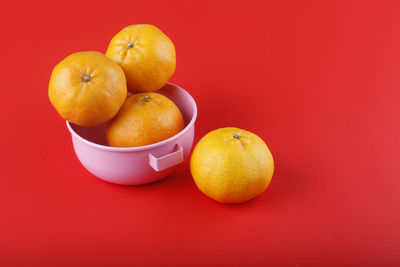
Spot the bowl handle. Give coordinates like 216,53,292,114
149,144,184,172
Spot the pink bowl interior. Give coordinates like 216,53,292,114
69,83,196,147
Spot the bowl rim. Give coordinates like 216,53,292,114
66,82,198,152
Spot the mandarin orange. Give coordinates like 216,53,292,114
106,92,184,147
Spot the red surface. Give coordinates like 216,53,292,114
1,0,400,266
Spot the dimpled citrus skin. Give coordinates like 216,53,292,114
190,127,274,203
48,51,127,126
106,92,185,147
106,24,176,93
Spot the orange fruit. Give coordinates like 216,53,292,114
48,51,127,126
190,127,274,203
106,24,176,93
106,92,185,147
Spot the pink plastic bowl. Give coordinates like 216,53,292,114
66,83,198,185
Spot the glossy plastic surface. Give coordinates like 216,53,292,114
66,83,197,185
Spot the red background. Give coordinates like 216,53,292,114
1,0,399,266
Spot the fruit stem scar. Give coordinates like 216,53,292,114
82,75,90,82
141,96,149,102
127,42,134,48
233,134,241,139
